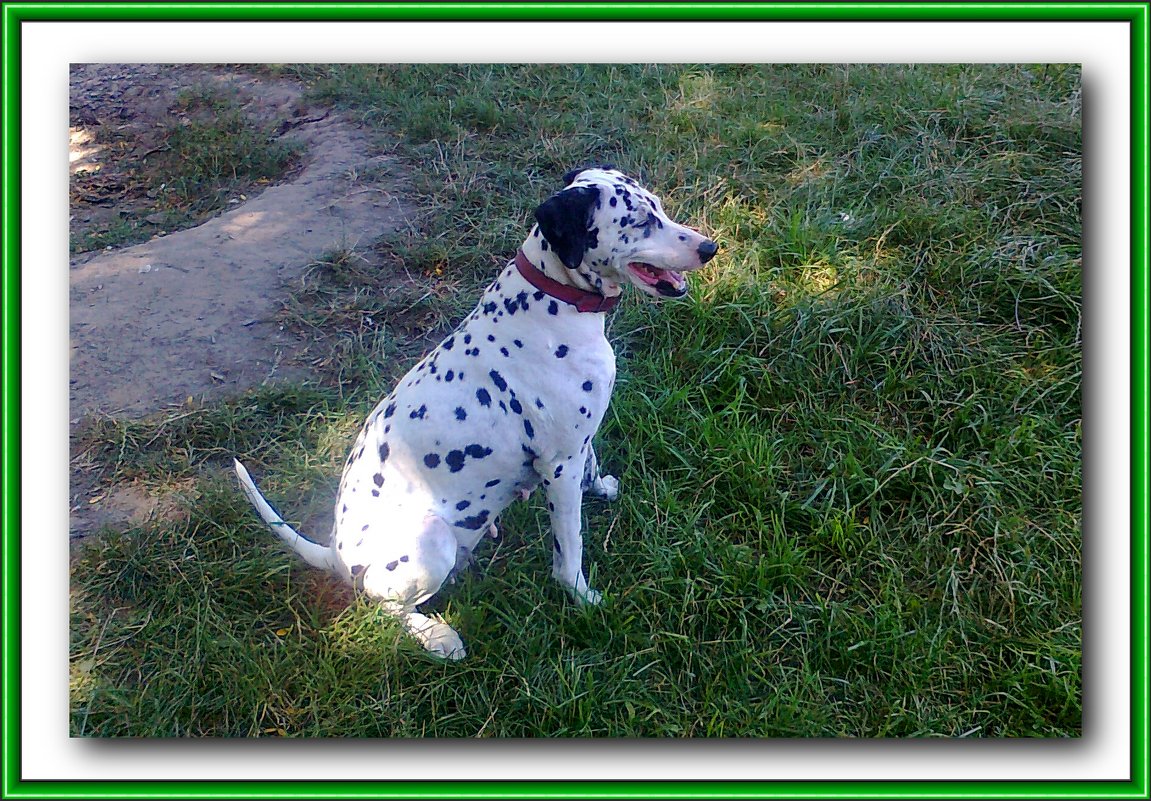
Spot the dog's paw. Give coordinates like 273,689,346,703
405,614,467,661
574,586,603,606
425,629,467,661
597,475,620,501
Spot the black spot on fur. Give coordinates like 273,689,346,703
454,510,491,530
386,560,399,571
489,370,508,392
378,442,390,463
465,444,492,459
485,478,501,487
456,500,471,511
548,300,559,315
524,419,535,439
455,407,467,421
476,388,491,407
509,398,522,414
372,473,384,487
371,489,380,497
410,405,427,419
384,402,396,419
582,381,594,391
446,450,466,472
555,345,569,358
424,453,441,468
443,337,454,350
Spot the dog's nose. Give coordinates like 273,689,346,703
697,239,719,263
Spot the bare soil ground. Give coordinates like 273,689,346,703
68,64,414,539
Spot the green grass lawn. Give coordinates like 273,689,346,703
69,64,1081,737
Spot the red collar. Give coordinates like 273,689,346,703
514,250,620,314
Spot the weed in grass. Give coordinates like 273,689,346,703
152,85,303,218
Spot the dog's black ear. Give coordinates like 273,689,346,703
534,185,599,270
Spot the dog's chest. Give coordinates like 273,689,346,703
409,264,616,424
340,265,616,517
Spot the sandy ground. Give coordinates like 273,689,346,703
68,64,414,538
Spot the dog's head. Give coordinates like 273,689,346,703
533,167,718,299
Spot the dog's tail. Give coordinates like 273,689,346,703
233,458,335,571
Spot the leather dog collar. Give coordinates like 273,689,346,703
514,249,620,314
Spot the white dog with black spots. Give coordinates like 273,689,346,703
235,167,718,659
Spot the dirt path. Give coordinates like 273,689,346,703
70,64,412,416
69,64,414,538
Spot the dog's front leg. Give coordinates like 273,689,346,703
545,474,602,606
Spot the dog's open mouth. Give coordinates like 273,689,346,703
627,262,689,298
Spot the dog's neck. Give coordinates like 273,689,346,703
520,229,623,299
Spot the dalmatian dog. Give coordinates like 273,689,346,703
234,167,718,660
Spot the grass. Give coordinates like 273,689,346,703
69,64,1081,737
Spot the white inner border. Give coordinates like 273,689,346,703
24,19,1129,782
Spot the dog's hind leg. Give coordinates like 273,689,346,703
360,513,467,660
